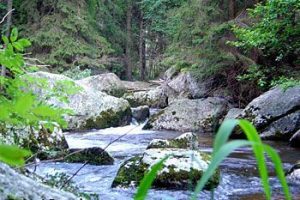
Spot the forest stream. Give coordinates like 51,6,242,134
28,110,300,200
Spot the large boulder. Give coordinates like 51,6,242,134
0,163,77,199
122,87,168,108
167,72,214,99
112,148,219,189
76,73,126,97
147,132,199,149
239,86,300,140
27,72,131,131
144,97,230,132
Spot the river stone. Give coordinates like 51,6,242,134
112,148,219,189
0,163,77,200
122,87,168,108
147,132,199,149
286,161,300,185
27,72,131,131
64,147,114,165
131,105,150,122
290,130,300,148
144,97,230,132
76,73,126,97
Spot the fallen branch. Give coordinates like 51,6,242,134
0,9,15,25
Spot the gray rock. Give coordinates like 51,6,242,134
167,72,214,99
0,122,68,157
225,108,243,119
240,86,300,140
123,87,168,108
144,97,230,132
27,72,131,131
286,161,300,185
76,73,126,97
131,106,150,122
290,130,300,148
0,163,77,200
112,148,219,190
241,86,300,128
260,111,300,140
163,66,179,81
147,132,199,149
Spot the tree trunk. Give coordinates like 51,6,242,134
125,0,133,81
139,12,146,81
1,0,13,77
228,0,235,20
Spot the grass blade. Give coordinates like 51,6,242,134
191,140,252,200
239,120,271,199
134,156,169,200
263,144,291,200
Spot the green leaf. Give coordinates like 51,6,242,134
17,39,31,48
134,156,169,200
0,144,31,166
2,36,9,46
12,42,24,52
10,28,18,42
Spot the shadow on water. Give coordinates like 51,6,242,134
29,121,300,200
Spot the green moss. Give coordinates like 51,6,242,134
112,156,148,187
112,152,220,190
65,148,114,165
83,107,131,130
6,194,22,200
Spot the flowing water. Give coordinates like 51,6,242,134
28,114,300,200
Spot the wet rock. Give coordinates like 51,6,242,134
286,161,300,185
112,148,219,189
144,97,230,132
290,130,300,148
76,73,126,97
147,132,199,149
123,87,168,108
64,147,114,165
27,72,132,131
239,86,300,140
131,106,150,122
0,163,77,199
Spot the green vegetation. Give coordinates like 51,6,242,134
135,119,291,200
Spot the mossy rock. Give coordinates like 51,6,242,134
82,107,132,130
64,147,114,165
112,149,220,190
147,132,199,149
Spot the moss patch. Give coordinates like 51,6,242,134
65,147,114,165
82,107,132,130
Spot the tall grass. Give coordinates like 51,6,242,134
134,119,291,200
